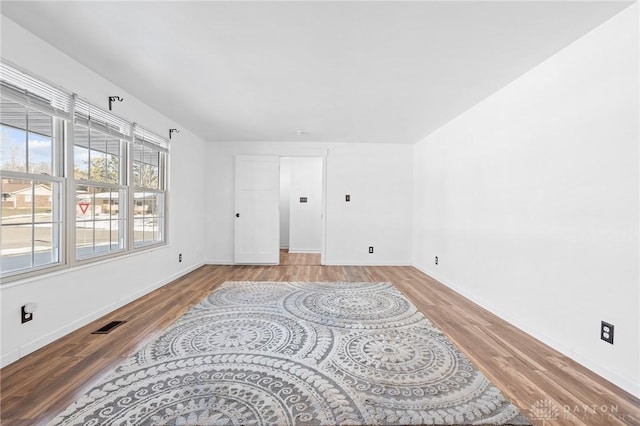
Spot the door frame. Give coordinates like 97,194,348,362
279,154,327,265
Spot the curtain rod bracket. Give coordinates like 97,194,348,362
108,96,123,111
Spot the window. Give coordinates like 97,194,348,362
73,122,127,259
0,98,64,277
0,61,169,282
133,128,167,248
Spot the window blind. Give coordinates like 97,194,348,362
0,61,72,119
134,125,169,152
74,98,131,140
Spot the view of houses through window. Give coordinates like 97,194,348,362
0,62,168,281
73,124,127,258
1,100,63,276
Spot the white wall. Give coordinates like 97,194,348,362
0,17,207,366
412,3,639,397
288,157,323,253
205,142,413,265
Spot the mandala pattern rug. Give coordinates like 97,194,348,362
51,281,531,425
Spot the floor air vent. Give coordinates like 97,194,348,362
92,321,126,334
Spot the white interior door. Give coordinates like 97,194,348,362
234,155,280,264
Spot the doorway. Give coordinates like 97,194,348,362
279,157,323,266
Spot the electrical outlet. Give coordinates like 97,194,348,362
179,253,183,263
369,246,374,254
601,321,614,344
21,305,34,323
435,256,438,265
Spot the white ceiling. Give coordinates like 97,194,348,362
0,1,631,144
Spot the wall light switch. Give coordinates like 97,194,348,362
345,195,350,202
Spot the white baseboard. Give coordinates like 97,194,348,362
288,249,321,254
411,263,640,399
324,260,410,266
205,258,234,265
2,261,205,369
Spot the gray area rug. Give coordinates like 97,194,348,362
51,281,531,425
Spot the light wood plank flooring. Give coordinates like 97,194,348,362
280,249,321,266
1,262,638,425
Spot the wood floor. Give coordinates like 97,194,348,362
280,249,321,266
1,260,638,425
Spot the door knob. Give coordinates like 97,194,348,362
236,213,240,218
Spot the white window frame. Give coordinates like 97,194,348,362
1,61,169,283
0,93,68,280
131,125,168,250
71,111,130,264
